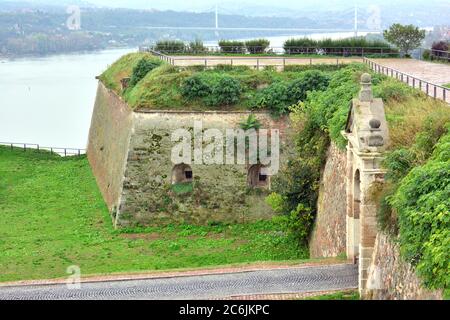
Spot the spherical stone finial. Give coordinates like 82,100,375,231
359,73,373,102
361,73,372,84
370,119,382,129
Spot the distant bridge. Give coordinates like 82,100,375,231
144,4,381,35
141,26,381,33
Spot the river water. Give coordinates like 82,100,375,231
0,33,378,149
0,48,135,149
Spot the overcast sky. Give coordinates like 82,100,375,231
78,0,448,12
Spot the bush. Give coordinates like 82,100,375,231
283,37,395,55
213,64,234,72
384,149,416,181
422,49,431,60
271,203,314,247
240,114,262,130
155,40,186,53
208,76,242,106
284,38,317,54
254,82,290,115
287,70,330,102
245,39,270,54
188,39,207,54
270,155,325,214
218,40,245,54
389,132,450,290
267,192,314,247
431,41,449,54
129,58,162,87
254,70,330,115
284,64,345,72
374,78,422,102
181,74,211,99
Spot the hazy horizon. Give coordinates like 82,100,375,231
3,0,450,14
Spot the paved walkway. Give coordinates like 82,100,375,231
372,59,450,85
0,264,357,300
369,59,450,103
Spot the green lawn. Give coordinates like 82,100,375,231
0,146,307,282
303,291,360,300
444,83,450,89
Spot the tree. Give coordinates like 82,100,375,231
383,24,426,56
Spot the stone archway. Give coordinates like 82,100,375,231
342,73,389,293
248,164,269,188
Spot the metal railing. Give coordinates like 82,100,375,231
140,45,399,57
430,49,450,63
148,48,362,70
364,58,450,104
146,48,176,64
0,142,86,157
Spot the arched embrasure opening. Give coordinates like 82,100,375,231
172,164,193,185
248,164,269,188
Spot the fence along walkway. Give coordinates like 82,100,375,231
0,142,86,157
148,48,362,70
364,58,450,104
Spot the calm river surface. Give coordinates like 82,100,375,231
0,32,378,149
0,48,135,149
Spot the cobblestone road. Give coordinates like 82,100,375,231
0,264,357,300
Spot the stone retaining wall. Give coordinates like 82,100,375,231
309,143,347,258
87,82,133,216
366,233,443,300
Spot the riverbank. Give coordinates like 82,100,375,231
0,46,133,61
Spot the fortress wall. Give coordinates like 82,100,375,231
87,82,133,217
366,233,443,300
115,111,289,227
309,142,348,258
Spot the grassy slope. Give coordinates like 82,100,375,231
99,52,154,92
0,147,308,282
303,290,359,300
99,52,344,111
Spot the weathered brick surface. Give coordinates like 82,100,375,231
309,143,347,258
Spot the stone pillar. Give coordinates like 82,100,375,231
346,145,355,260
359,168,379,291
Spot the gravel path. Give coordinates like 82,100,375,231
0,264,357,300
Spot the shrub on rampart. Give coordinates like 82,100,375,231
129,58,162,87
245,39,270,54
155,40,186,53
218,40,245,54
